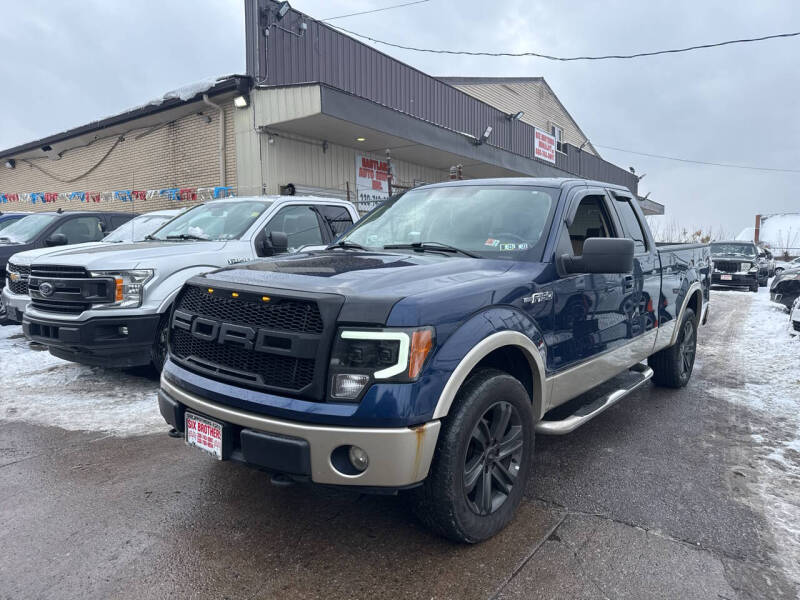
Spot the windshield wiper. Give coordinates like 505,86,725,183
166,234,208,241
383,242,482,258
143,234,157,241
326,240,369,251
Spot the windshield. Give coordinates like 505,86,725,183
0,217,23,232
103,214,176,243
339,185,556,259
0,214,58,244
149,201,272,241
711,243,757,258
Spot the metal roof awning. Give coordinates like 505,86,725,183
254,84,598,182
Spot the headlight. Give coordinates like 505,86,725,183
88,269,153,308
328,326,435,401
744,263,756,272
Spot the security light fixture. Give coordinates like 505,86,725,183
507,111,524,121
276,1,291,20
355,137,366,142
474,126,493,145
233,95,249,108
4,159,15,169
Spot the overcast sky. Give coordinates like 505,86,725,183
2,0,798,236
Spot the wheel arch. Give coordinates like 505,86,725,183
431,331,547,422
668,282,703,346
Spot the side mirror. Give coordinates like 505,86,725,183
562,237,634,274
261,231,289,256
45,233,68,247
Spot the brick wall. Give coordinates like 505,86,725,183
0,100,237,214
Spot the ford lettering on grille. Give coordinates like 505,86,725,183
173,310,288,353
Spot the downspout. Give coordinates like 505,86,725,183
202,94,226,186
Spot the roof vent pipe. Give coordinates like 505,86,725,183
202,94,226,187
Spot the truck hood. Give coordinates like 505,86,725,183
204,250,513,298
6,241,107,266
711,254,757,262
28,240,231,270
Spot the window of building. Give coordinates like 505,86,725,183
612,196,648,253
551,124,565,153
567,195,616,256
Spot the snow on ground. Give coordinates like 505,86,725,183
705,283,800,585
0,326,163,436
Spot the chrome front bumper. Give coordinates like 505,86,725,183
160,377,441,488
1,287,29,321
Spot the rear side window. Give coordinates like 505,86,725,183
613,196,647,253
318,205,354,237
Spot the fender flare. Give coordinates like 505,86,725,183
431,330,547,421
668,281,703,346
154,265,221,313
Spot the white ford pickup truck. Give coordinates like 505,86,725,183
22,195,358,370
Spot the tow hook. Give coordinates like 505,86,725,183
167,428,182,438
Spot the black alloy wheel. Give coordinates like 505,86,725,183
463,401,524,516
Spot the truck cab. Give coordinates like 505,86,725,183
157,178,709,542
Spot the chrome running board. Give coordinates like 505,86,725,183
536,363,653,435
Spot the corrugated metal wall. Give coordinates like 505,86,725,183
247,0,637,195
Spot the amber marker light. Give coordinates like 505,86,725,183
232,292,239,298
262,296,271,302
115,278,124,302
408,328,434,378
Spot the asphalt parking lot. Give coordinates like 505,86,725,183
1,287,798,600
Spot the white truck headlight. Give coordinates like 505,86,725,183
88,269,153,308
328,327,435,401
744,263,756,273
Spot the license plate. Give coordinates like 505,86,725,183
185,412,224,460
721,274,732,281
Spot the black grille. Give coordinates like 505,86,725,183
169,285,337,399
171,328,315,390
31,265,88,278
8,279,27,295
714,261,745,273
6,263,30,295
30,298,91,314
177,285,323,334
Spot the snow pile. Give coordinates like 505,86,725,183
0,326,163,436
705,286,800,584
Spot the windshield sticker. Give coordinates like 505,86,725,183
500,243,516,251
518,243,529,250
484,238,501,247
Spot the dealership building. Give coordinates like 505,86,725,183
0,0,663,216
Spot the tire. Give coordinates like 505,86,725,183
411,368,534,543
750,282,759,292
150,313,171,372
775,268,784,275
759,276,767,288
648,308,697,388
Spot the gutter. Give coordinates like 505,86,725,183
202,94,226,187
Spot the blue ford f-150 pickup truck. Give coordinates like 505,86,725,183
158,178,710,542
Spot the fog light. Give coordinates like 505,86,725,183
332,374,369,399
348,446,369,472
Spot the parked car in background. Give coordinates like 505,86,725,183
759,247,775,278
157,177,710,542
0,212,29,232
770,266,800,309
1,209,183,324
0,210,135,323
710,241,765,292
791,297,800,333
774,256,800,275
22,196,359,371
